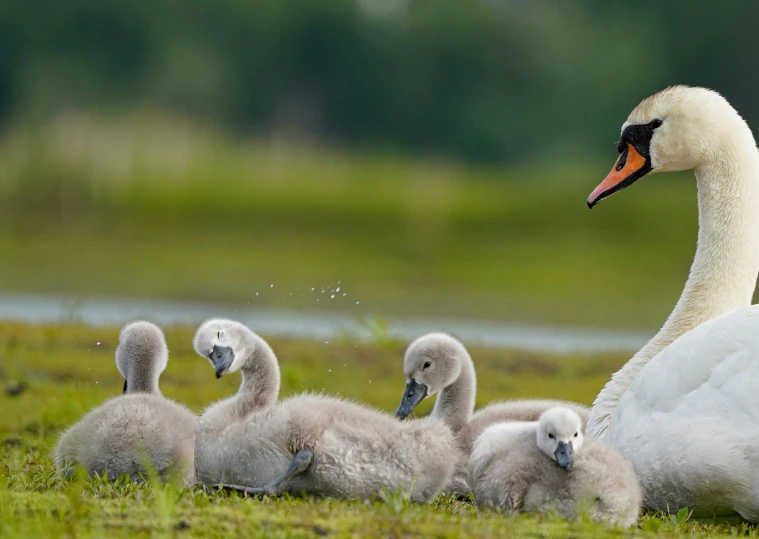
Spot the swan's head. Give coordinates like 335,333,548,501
537,407,584,470
193,318,253,378
115,321,169,394
395,333,470,419
588,85,752,207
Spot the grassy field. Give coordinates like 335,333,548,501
0,113,720,330
1,321,757,538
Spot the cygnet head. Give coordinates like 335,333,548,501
537,407,585,470
115,321,169,394
193,318,254,378
395,333,469,419
588,85,753,208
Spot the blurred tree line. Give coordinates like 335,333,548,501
0,0,757,164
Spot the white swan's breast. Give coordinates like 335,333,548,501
606,306,759,518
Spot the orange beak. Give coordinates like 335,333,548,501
587,143,651,208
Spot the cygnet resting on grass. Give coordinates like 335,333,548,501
54,321,197,484
395,333,589,493
469,407,641,527
193,318,458,503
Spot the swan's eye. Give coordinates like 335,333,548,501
649,119,663,129
616,140,625,154
574,432,578,437
423,361,432,370
217,330,224,339
548,433,554,439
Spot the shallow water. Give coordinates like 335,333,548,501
0,292,648,354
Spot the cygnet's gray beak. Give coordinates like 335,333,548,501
555,441,575,470
122,379,128,394
395,378,428,419
208,345,235,378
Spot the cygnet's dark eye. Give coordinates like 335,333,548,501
574,432,578,438
423,361,432,370
548,433,555,439
649,118,663,129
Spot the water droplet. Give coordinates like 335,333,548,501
256,292,259,296
96,342,100,346
328,369,332,373
369,380,372,384
330,295,335,299
356,301,360,305
311,287,315,291
342,293,346,296
270,284,274,288
336,287,341,292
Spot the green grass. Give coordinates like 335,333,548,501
1,321,757,537
0,113,720,330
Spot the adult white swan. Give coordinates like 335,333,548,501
585,85,759,520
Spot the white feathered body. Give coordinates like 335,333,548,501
605,306,759,519
442,399,590,496
469,422,640,527
195,393,457,502
54,394,197,484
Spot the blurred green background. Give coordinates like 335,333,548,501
1,0,757,330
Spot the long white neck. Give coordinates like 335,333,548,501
587,133,759,440
431,353,477,435
200,335,281,432
235,338,281,414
